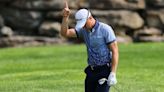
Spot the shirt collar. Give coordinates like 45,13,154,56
91,20,99,32
93,20,99,29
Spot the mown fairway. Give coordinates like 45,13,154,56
0,43,163,92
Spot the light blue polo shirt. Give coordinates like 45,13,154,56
76,20,116,66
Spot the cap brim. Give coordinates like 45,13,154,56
75,19,86,31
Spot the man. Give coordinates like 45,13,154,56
61,1,119,92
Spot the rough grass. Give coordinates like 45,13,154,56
0,43,163,92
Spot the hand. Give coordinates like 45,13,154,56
107,72,117,86
62,0,70,17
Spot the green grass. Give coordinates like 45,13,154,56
0,43,164,92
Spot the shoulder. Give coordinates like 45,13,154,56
99,22,113,32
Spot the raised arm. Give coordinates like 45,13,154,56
61,0,77,38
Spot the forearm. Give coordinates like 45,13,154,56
108,49,118,86
111,50,119,73
110,42,119,73
61,17,69,37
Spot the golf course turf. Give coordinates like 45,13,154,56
0,43,163,92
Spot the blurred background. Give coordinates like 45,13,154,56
0,0,163,48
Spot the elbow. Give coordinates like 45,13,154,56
60,33,67,38
60,29,67,38
112,51,119,57
113,48,119,56
111,45,119,57
60,32,68,38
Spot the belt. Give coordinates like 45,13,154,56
89,63,111,71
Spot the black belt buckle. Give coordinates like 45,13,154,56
90,63,110,71
107,63,110,67
90,66,94,70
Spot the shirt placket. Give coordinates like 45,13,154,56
88,31,98,66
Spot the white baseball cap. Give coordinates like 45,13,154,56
75,9,91,30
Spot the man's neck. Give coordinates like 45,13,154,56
85,18,96,31
91,19,96,28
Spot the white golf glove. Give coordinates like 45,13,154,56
107,72,117,86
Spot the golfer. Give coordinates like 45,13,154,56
61,1,119,92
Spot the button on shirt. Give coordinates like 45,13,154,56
76,21,116,66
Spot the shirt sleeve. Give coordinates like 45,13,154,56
103,24,116,44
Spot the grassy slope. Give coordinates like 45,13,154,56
0,43,163,92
